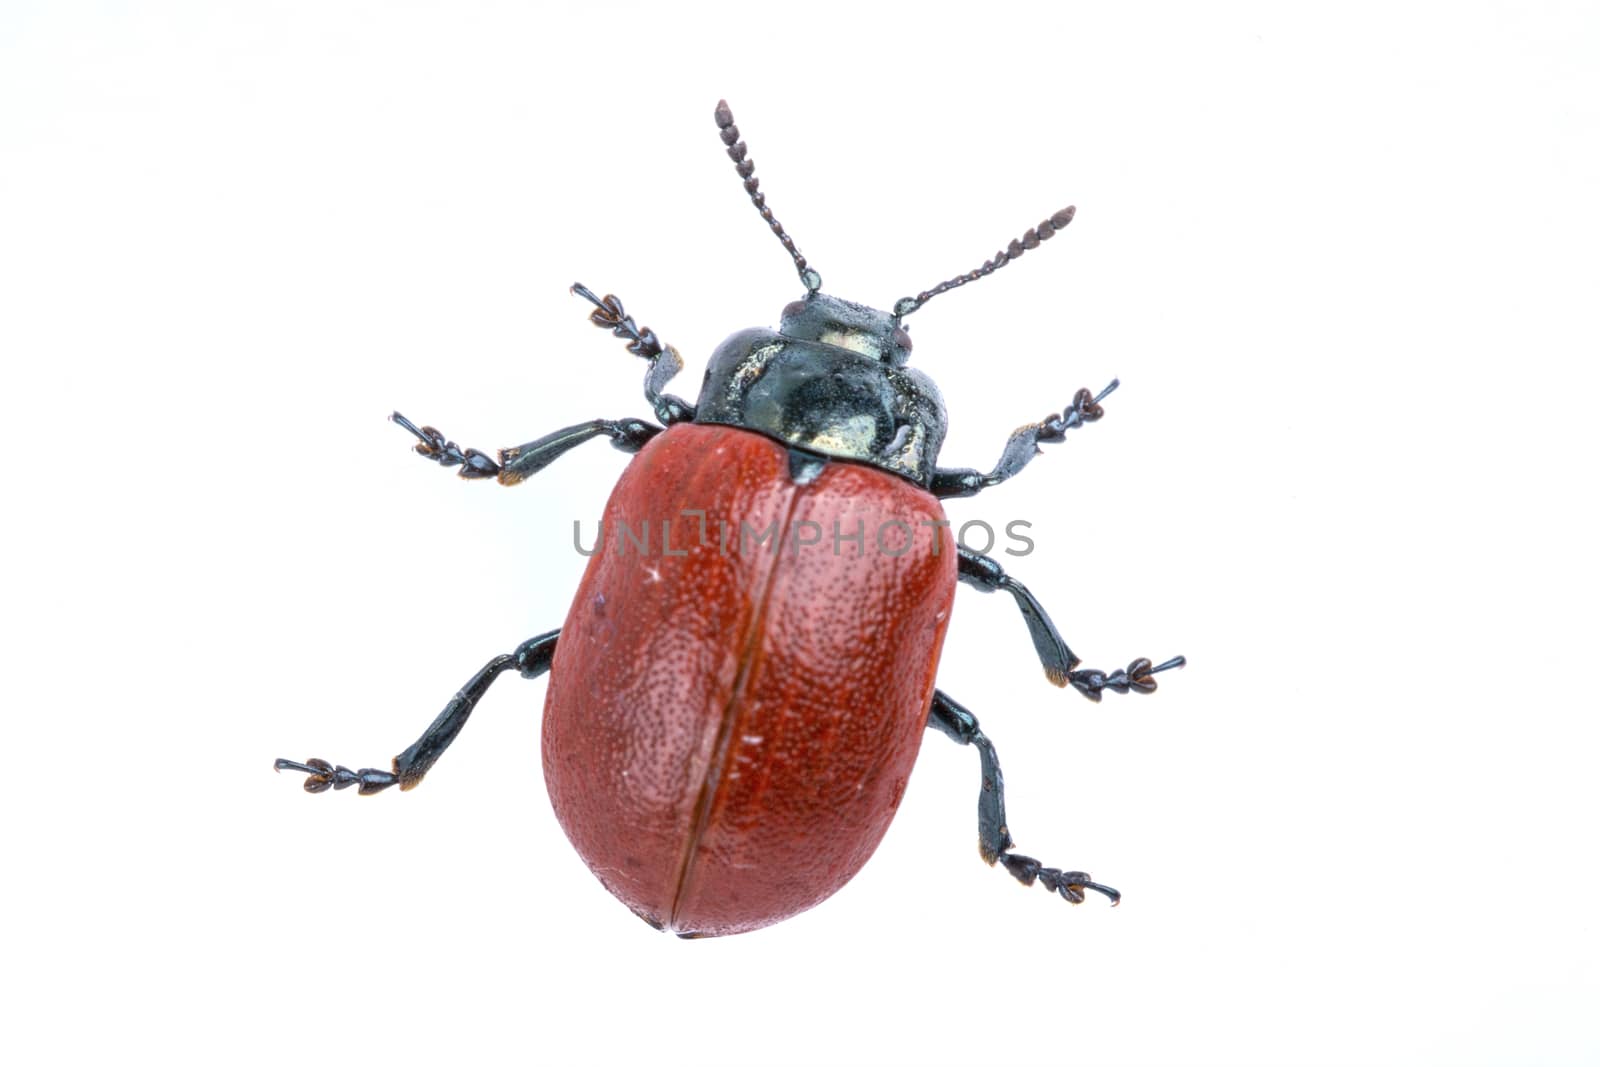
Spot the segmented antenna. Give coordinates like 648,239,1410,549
714,100,822,293
893,206,1076,319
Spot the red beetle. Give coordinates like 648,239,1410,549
276,101,1184,937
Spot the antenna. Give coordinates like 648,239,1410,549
893,206,1076,319
713,100,822,294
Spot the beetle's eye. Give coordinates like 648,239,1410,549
781,300,807,320
892,327,912,354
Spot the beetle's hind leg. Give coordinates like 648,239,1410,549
957,547,1185,699
274,629,559,795
927,689,1119,906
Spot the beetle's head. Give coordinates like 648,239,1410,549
695,294,944,486
777,293,913,367
697,101,1078,487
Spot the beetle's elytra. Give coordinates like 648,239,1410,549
276,100,1184,937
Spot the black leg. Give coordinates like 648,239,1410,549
571,283,696,425
274,630,559,795
931,380,1117,499
957,547,1185,699
390,413,660,486
958,547,1079,684
1066,655,1188,703
928,689,1119,906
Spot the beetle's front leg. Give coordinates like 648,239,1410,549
931,379,1117,499
927,689,1119,906
391,413,661,486
957,547,1185,698
571,282,696,425
275,630,559,794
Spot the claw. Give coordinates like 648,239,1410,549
1000,852,1120,905
1092,378,1120,406
1069,653,1185,700
570,282,665,361
389,411,499,477
273,757,321,776
390,412,452,461
390,411,436,451
273,756,398,795
1049,378,1119,435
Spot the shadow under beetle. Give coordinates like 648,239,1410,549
276,100,1185,937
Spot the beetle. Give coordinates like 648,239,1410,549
275,100,1184,937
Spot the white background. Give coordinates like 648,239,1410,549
3,3,1596,1065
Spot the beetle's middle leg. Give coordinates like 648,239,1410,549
390,280,695,485
927,688,1119,905
274,629,559,795
392,413,662,485
957,547,1185,700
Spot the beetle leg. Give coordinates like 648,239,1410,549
957,548,1079,684
926,689,1011,862
274,630,559,795
930,379,1117,499
1066,655,1187,703
390,413,661,486
570,283,697,425
957,548,1185,699
928,689,1120,906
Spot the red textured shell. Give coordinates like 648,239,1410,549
542,422,958,936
